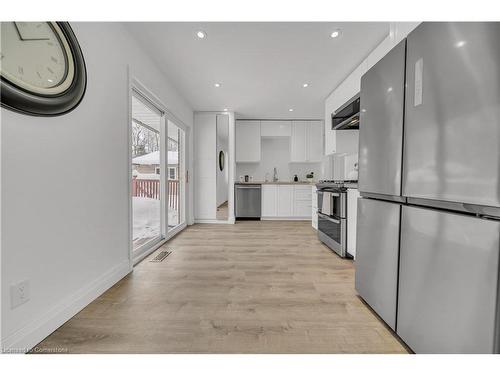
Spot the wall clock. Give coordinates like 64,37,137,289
0,22,86,116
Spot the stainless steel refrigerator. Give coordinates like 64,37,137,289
355,22,500,353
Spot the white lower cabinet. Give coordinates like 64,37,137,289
277,185,294,217
293,186,312,217
347,188,360,258
261,184,312,220
312,186,318,230
261,185,278,217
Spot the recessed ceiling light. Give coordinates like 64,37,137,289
289,108,294,112
330,29,341,39
455,40,466,48
302,83,309,88
223,108,228,112
196,31,206,39
214,83,221,88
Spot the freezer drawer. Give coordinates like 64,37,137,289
398,205,500,353
358,40,406,197
355,198,401,330
403,23,500,208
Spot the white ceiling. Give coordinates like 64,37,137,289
125,22,390,119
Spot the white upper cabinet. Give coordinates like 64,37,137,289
307,121,323,162
261,121,292,137
291,121,323,162
236,120,261,162
290,121,308,162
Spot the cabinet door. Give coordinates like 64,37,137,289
277,185,294,217
261,121,292,137
290,121,307,162
312,186,318,229
293,186,312,217
261,185,277,217
236,120,261,162
346,189,360,258
307,121,323,162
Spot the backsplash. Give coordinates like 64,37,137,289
236,138,323,182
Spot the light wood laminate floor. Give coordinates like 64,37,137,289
34,221,408,353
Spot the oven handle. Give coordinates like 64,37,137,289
318,191,340,197
318,212,340,224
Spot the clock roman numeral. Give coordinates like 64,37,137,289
18,66,24,75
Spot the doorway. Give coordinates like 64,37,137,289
216,114,229,221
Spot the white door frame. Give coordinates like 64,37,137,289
128,75,190,267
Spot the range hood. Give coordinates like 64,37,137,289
332,95,360,130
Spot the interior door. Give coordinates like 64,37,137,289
403,23,500,207
358,40,406,198
398,205,500,353
355,197,401,330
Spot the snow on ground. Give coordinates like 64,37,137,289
133,197,160,245
132,197,180,246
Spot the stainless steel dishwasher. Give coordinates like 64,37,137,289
235,184,261,219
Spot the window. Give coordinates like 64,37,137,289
168,167,177,180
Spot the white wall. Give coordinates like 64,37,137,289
216,115,229,207
324,22,421,157
236,137,322,182
0,22,193,351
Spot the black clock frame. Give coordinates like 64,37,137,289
0,22,87,116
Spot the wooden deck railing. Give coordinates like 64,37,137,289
132,177,179,210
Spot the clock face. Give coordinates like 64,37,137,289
0,22,74,95
0,21,86,116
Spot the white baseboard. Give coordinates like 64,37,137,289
1,259,131,353
194,219,235,224
261,217,312,221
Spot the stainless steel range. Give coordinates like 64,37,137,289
316,180,356,258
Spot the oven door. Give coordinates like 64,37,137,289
318,190,346,218
317,212,347,258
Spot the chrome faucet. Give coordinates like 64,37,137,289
273,167,278,182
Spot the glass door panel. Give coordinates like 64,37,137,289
167,120,185,231
131,92,164,254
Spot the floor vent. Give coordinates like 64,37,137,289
150,250,171,262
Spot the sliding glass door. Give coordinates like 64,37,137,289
167,120,186,232
131,91,165,256
130,84,188,262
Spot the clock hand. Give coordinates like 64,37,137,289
12,22,49,41
13,22,23,40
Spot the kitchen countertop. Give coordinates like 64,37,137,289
235,181,316,186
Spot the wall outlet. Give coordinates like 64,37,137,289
10,280,30,309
